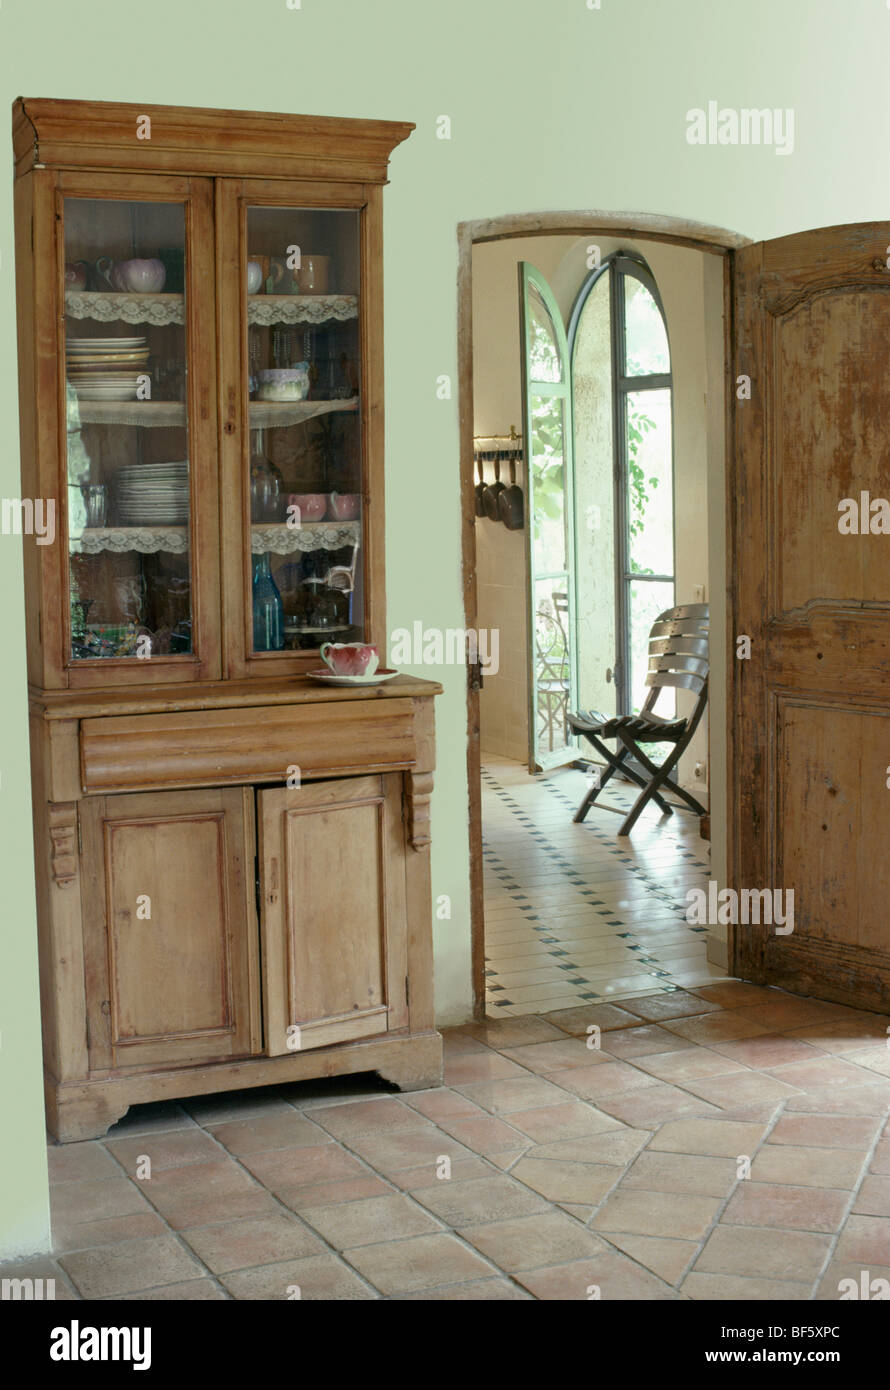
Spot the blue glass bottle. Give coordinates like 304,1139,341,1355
252,552,284,651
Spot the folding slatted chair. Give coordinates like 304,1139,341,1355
568,603,709,837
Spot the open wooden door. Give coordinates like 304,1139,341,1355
732,223,890,1011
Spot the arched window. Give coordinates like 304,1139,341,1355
569,253,674,718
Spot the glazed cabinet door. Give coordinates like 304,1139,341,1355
258,775,409,1055
80,787,261,1072
19,169,221,689
216,177,385,677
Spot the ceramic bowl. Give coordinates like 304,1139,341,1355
286,492,327,522
327,491,360,521
117,258,167,293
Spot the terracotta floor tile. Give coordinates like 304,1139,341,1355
661,1013,771,1045
709,1033,824,1069
787,1017,890,1055
592,1188,720,1241
770,1114,882,1150
398,1278,532,1300
695,1225,833,1280
400,1088,483,1122
523,1130,650,1166
618,991,722,1022
50,1178,153,1226
389,1157,496,1191
767,1056,886,1091
844,1048,890,1078
649,1118,769,1157
750,1144,867,1190
105,1129,226,1174
309,1097,433,1141
299,1193,442,1248
596,1085,721,1127
52,1212,168,1253
870,1140,890,1174
239,1142,368,1192
510,1158,620,1206
506,1101,621,1144
606,1232,697,1285
182,1213,325,1272
344,1128,478,1178
722,1181,849,1233
444,1052,531,1086
220,1253,377,1300
436,1114,529,1155
781,1082,890,1116
481,1150,526,1171
179,1091,298,1126
116,1279,228,1301
136,1159,273,1229
694,982,793,1008
344,1233,494,1294
631,1048,749,1084
620,1150,738,1198
206,1111,331,1156
59,1235,204,1298
734,999,854,1031
467,1017,569,1048
602,1024,696,1060
276,1176,394,1210
441,1029,490,1058
678,1072,803,1110
458,1211,608,1272
834,1215,890,1265
454,1075,574,1115
547,1060,657,1101
411,1174,550,1225
683,1271,813,1300
499,1038,607,1074
516,1252,680,1300
853,1175,890,1217
541,1003,644,1034
47,1143,119,1184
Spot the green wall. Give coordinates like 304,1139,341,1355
0,0,882,1256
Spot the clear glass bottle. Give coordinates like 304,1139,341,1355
252,552,284,651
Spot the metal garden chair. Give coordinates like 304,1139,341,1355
568,603,709,836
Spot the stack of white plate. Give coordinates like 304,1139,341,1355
66,337,150,401
115,461,190,525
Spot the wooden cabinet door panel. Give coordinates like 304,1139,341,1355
732,224,890,1010
259,774,408,1055
81,787,261,1071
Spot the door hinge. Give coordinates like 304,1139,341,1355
468,660,484,692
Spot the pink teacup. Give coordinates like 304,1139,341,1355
286,493,326,522
320,642,379,677
327,491,360,521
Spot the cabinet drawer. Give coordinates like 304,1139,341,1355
80,699,417,793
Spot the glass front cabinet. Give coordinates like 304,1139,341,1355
14,98,442,1141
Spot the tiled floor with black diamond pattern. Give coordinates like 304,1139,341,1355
482,757,728,1018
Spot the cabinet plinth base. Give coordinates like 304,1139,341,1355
45,1030,444,1143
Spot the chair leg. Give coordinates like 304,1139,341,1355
572,738,626,822
614,736,694,836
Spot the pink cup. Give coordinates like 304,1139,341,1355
327,491,360,521
286,493,326,522
320,642,379,677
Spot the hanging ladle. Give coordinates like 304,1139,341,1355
482,453,506,520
